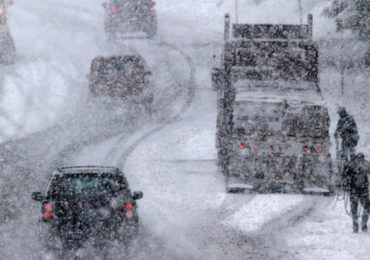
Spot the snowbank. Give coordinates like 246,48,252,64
223,195,303,233
286,196,370,260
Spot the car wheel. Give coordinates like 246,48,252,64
106,30,117,41
105,24,117,41
145,22,157,38
43,231,64,252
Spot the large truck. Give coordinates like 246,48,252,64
0,0,16,64
212,14,333,194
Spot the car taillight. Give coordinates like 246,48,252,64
254,145,258,150
149,7,154,11
125,203,133,218
43,203,53,219
239,143,244,148
318,147,323,152
303,146,308,152
111,8,117,13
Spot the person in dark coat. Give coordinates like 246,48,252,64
334,107,359,162
343,153,370,233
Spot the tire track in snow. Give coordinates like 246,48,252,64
84,41,198,260
102,40,196,165
247,196,319,260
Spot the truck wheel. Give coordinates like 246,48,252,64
105,27,117,41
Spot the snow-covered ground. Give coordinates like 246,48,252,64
0,0,105,140
0,0,369,259
287,195,370,260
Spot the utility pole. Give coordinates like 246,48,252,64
234,0,239,23
339,21,345,95
297,0,303,24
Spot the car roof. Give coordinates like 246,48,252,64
110,0,152,4
57,166,120,175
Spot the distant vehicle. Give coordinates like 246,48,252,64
212,14,333,194
88,55,154,107
103,0,157,39
0,0,16,64
32,166,143,249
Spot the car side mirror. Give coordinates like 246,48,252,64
32,192,44,202
132,191,143,200
102,2,107,9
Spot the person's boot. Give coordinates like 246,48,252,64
361,208,369,232
361,220,368,232
353,219,359,233
362,224,368,232
353,225,359,233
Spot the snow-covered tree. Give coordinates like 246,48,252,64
323,0,370,65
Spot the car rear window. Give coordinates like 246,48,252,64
98,60,142,76
112,0,152,6
48,173,129,200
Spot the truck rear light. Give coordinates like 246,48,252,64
44,212,52,218
126,211,133,217
254,145,258,150
44,204,52,210
125,203,132,209
111,8,117,13
239,143,244,148
303,146,308,152
318,147,322,152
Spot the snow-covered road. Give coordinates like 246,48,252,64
0,0,369,259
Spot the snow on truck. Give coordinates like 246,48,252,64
212,14,333,194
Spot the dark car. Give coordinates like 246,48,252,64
32,166,143,249
88,55,154,107
103,0,157,39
